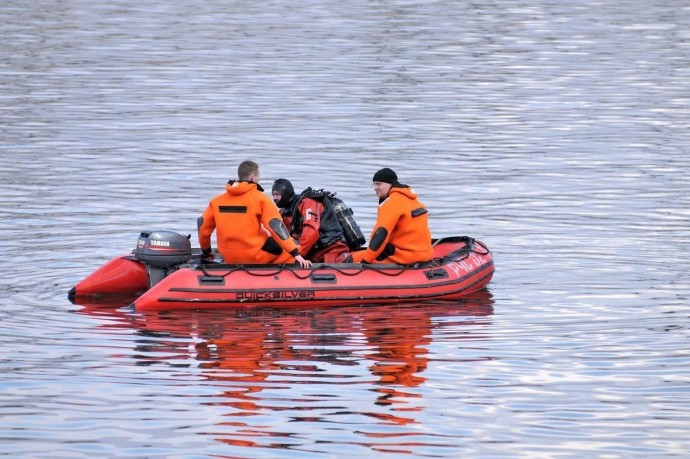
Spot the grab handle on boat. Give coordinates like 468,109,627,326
198,275,226,286
424,268,448,280
310,273,337,284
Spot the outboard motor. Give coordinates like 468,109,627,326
328,196,366,250
133,230,192,288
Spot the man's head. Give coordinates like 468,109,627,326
372,167,398,200
272,178,295,208
238,160,260,182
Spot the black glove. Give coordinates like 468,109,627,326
201,247,215,262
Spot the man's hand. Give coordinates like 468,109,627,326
201,247,215,263
294,254,312,269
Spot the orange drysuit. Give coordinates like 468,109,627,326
352,186,433,265
198,181,300,264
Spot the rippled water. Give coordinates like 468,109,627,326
1,0,689,457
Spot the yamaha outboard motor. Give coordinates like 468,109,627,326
133,230,192,288
328,196,366,250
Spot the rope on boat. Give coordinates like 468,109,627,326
198,236,486,280
200,264,285,278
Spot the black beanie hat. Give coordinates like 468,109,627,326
272,178,295,208
372,167,398,184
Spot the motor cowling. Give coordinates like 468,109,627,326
133,230,192,269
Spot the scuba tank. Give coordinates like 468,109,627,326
325,195,366,250
292,187,366,251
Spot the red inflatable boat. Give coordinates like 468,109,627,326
69,231,494,311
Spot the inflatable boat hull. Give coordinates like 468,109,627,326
70,236,494,311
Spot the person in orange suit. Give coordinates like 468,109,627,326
198,160,312,268
271,178,350,263
352,168,433,265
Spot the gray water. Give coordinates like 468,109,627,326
1,0,689,457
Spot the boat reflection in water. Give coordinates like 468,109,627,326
73,291,494,448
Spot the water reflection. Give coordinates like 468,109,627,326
74,293,493,450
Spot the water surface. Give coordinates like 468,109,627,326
1,0,689,457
